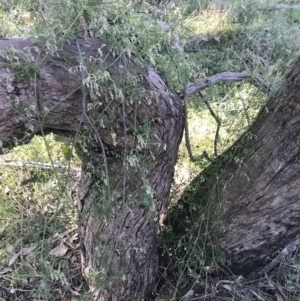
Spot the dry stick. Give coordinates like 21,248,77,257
259,238,300,274
185,72,270,97
75,40,111,200
183,92,213,162
183,94,195,162
240,96,251,126
0,159,81,173
183,72,271,161
190,293,217,300
199,92,221,157
121,99,127,206
0,284,33,293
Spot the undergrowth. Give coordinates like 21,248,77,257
0,0,300,300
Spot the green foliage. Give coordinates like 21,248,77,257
285,7,300,25
1,0,300,300
0,135,84,299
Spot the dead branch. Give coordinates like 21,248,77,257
0,159,81,172
259,236,300,274
183,72,271,161
183,94,195,161
199,92,221,157
185,72,270,97
277,3,300,9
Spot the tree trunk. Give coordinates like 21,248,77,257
2,35,300,299
165,56,300,276
78,68,184,300
0,37,184,300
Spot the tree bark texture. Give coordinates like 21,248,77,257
0,37,184,300
165,56,300,275
78,67,184,300
3,35,300,299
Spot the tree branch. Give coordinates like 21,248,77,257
199,92,221,157
183,94,195,162
0,158,81,172
183,71,271,161
259,237,300,274
185,72,271,97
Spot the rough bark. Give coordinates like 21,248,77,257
78,68,184,300
2,35,300,300
165,56,300,276
0,37,140,147
220,58,300,273
0,37,184,300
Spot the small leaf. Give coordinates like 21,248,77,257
21,246,36,256
222,284,233,292
8,252,20,266
22,16,30,25
49,244,68,257
0,267,12,274
214,36,220,43
7,244,14,254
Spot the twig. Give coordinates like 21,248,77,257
183,94,195,162
121,99,127,206
277,3,300,9
183,91,214,162
250,289,267,301
0,284,34,293
185,72,271,97
182,71,271,161
190,292,217,300
157,270,183,297
240,96,250,126
199,92,221,157
0,159,81,172
259,237,300,274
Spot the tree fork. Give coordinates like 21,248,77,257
2,36,300,299
165,56,300,276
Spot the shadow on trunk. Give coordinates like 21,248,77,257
161,56,300,281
